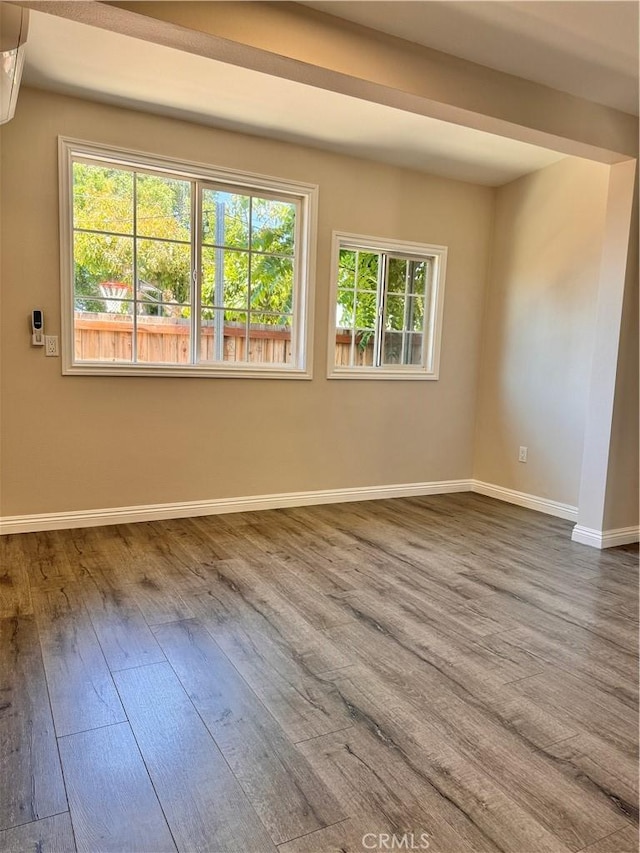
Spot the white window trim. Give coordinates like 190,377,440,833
326,231,447,380
58,137,318,379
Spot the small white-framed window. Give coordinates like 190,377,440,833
327,232,447,380
59,138,317,378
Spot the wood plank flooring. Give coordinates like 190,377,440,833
0,493,637,853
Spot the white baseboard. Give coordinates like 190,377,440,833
6,478,629,542
471,481,578,522
571,524,640,549
0,479,474,535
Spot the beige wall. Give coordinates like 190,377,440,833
0,87,493,516
574,161,638,534
474,158,611,507
603,192,639,531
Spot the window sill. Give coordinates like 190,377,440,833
63,362,312,379
327,367,439,380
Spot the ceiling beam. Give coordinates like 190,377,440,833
18,0,638,162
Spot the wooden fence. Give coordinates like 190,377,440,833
74,313,372,365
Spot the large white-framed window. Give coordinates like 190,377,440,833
327,232,447,380
59,138,317,378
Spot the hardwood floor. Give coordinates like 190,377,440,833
0,493,637,853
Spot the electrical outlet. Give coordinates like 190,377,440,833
44,335,59,357
518,446,528,463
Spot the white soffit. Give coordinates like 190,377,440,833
23,11,567,186
303,1,640,116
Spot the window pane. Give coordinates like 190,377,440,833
200,309,248,363
137,303,191,319
406,332,423,365
136,174,191,241
74,304,133,363
201,247,216,306
383,331,403,364
73,162,133,234
224,311,248,361
74,233,133,307
387,258,407,294
338,249,357,289
406,296,425,332
202,189,249,249
199,312,222,363
69,150,310,374
336,289,355,330
250,256,293,312
355,252,380,292
409,260,427,295
224,251,250,308
201,248,249,309
223,308,248,326
248,314,292,364
334,328,353,367
385,295,406,331
137,310,191,364
251,197,295,255
332,240,440,375
137,239,191,305
354,330,375,366
249,312,292,326
74,297,132,314
354,292,377,330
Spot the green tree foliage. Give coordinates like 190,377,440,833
73,163,295,325
336,249,427,352
201,190,294,324
336,250,378,349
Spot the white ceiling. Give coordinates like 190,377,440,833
304,1,640,116
22,11,568,187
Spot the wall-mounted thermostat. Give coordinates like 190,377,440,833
31,309,44,345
